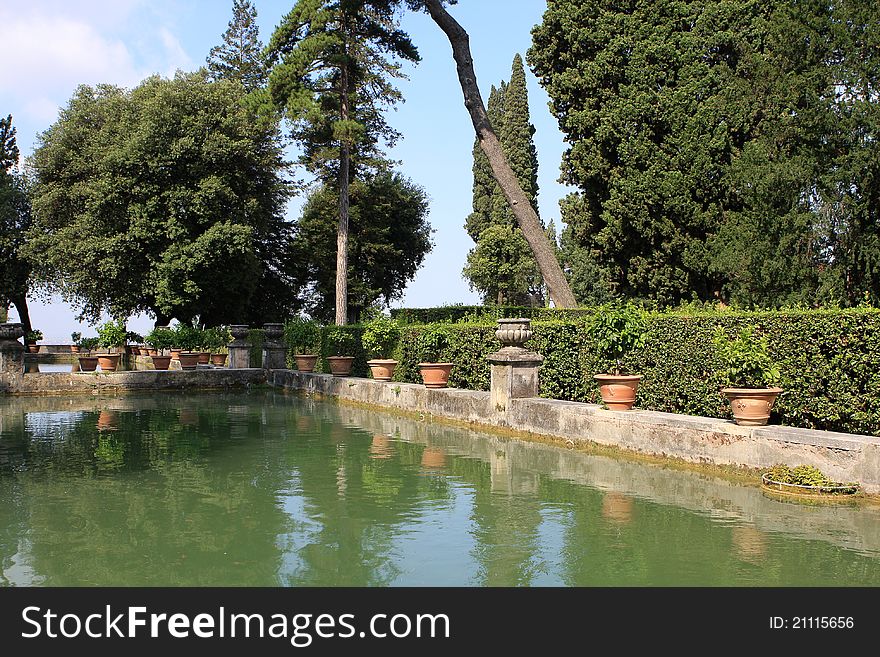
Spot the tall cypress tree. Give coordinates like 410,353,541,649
463,55,543,306
206,0,267,91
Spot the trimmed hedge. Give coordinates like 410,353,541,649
389,305,596,324
246,308,879,436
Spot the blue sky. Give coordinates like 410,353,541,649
1,0,572,341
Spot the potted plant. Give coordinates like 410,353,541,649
416,325,453,388
286,318,322,372
172,324,202,369
588,304,648,410
761,464,859,499
25,329,42,353
713,325,782,426
203,326,230,366
325,327,356,376
70,331,82,354
96,320,128,371
362,315,400,381
76,336,100,370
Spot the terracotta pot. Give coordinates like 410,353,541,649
96,354,120,372
294,354,319,372
170,348,182,360
70,345,80,354
26,344,39,353
594,374,642,410
367,359,398,381
210,353,228,367
147,348,158,357
721,387,783,426
418,362,453,388
78,356,99,372
327,356,355,376
178,352,200,370
151,355,172,370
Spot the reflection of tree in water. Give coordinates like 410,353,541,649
3,397,296,585
278,420,455,586
455,448,545,586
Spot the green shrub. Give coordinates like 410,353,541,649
172,325,203,352
79,337,100,351
587,303,649,375
390,305,596,324
145,327,175,351
415,324,451,363
202,326,231,352
713,325,780,388
285,317,321,355
764,464,837,487
26,329,43,342
326,327,358,356
361,315,400,360
71,331,81,344
97,321,126,348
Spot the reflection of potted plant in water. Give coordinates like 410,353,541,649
362,314,400,381
713,325,782,426
588,304,648,411
25,329,42,353
287,318,321,372
417,325,453,388
325,327,356,376
96,320,127,371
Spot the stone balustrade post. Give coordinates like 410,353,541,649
0,323,25,393
227,325,252,369
488,318,543,414
262,323,287,370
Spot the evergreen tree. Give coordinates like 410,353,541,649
530,0,880,308
265,0,420,325
463,55,542,306
206,0,267,91
0,114,33,334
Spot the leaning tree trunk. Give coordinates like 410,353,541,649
11,293,31,337
424,0,577,308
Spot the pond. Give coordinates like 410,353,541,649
1,390,879,586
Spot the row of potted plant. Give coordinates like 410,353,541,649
587,304,783,425
288,315,454,388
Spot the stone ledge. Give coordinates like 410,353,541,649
271,370,880,494
10,368,267,394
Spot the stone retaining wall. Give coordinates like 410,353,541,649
12,368,267,394
271,370,880,494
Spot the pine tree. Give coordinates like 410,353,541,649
463,55,542,306
265,0,419,325
206,0,266,91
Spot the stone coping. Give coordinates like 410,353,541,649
9,368,267,394
270,370,880,494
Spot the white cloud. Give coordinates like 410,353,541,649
4,15,142,94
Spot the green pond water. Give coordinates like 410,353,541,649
1,390,879,586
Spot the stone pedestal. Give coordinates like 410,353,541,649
0,323,25,393
262,323,287,370
227,324,251,369
488,318,543,413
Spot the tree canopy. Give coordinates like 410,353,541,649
463,55,543,305
206,0,268,91
292,171,432,323
530,0,880,308
0,114,33,333
27,72,292,326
